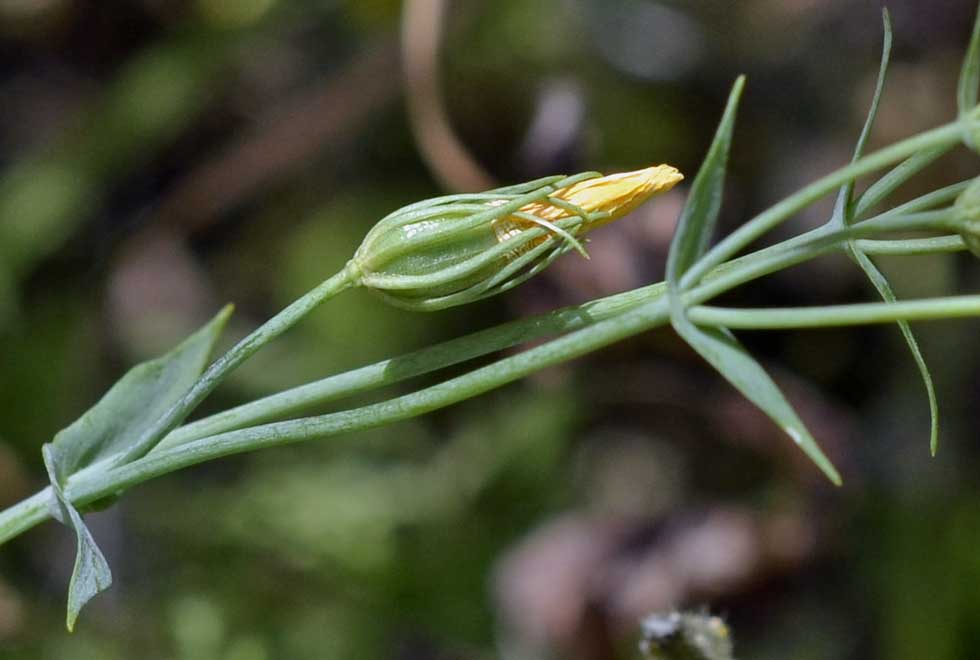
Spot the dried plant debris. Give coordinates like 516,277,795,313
639,611,734,660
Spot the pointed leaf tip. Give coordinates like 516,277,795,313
64,503,112,632
40,305,233,631
833,12,938,461
666,75,745,286
670,319,842,485
42,446,113,632
959,3,980,115
958,1,980,148
44,304,233,482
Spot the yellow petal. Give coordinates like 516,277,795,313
494,165,683,246
535,164,684,226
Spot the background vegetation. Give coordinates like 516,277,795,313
1,1,979,658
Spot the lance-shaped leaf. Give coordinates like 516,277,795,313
660,74,836,482
40,305,231,630
43,304,233,483
852,147,946,220
833,10,939,454
852,251,938,454
830,9,892,231
43,445,112,632
666,75,745,286
671,315,842,485
958,1,980,122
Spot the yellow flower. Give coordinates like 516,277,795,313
493,164,683,246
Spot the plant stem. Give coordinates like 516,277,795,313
0,131,970,545
112,268,356,466
680,120,972,289
689,294,980,328
156,281,667,450
0,490,50,544
51,208,958,515
158,204,957,450
855,235,966,255
72,297,677,505
854,146,951,219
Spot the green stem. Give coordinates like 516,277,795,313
853,146,951,219
690,210,953,303
679,120,972,289
159,206,956,450
59,208,959,511
71,296,676,505
855,235,966,255
114,268,356,466
156,281,666,450
689,294,980,328
0,490,50,544
0,153,968,545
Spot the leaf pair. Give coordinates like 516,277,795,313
665,76,841,485
42,306,232,630
665,2,980,480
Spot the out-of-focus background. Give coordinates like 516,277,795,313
1,1,979,658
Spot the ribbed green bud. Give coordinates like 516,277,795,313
347,166,683,311
953,177,980,257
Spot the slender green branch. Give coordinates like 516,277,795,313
855,235,966,255
60,209,961,512
0,201,959,546
68,220,978,510
888,180,971,214
853,146,951,219
69,296,676,507
679,120,974,289
689,295,980,328
0,490,50,544
159,205,958,450
156,280,667,449
112,268,356,466
691,210,954,303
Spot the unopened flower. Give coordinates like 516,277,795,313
348,165,683,311
953,177,980,257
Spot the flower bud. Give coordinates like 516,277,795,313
953,177,980,257
348,165,683,311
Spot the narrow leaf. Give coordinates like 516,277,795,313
830,10,939,455
44,305,233,483
666,76,745,285
671,316,842,485
851,251,939,454
38,305,231,630
62,500,112,632
958,1,980,119
831,9,892,229
662,74,839,483
43,446,112,632
852,147,946,220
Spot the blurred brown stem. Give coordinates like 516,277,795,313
401,0,494,191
